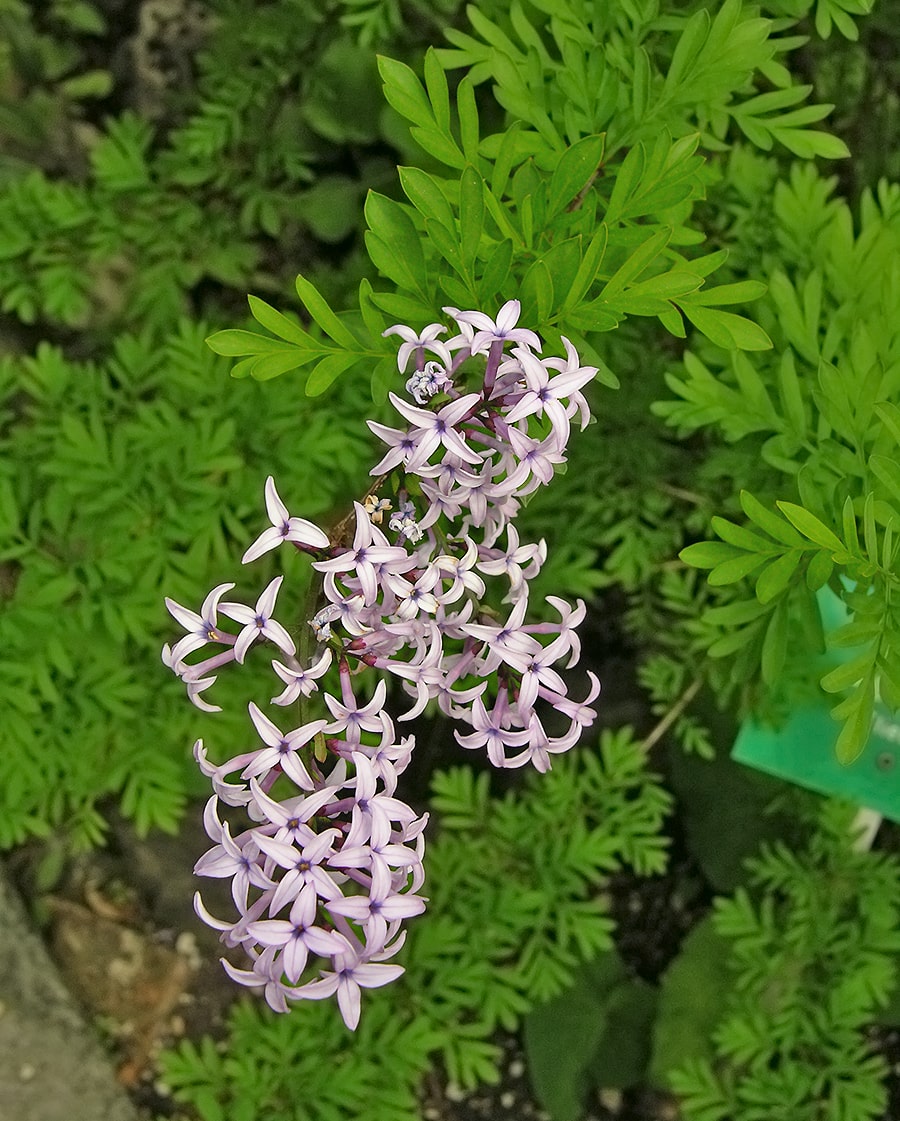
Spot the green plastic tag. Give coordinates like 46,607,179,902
732,585,900,821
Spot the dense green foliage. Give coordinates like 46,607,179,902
523,794,900,1121
2,0,899,1119
669,802,900,1121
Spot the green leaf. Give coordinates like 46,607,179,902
833,671,876,764
539,237,582,309
776,502,844,551
617,271,704,316
412,125,467,168
205,329,288,356
250,350,318,380
649,916,730,1084
480,238,514,298
247,295,312,346
365,192,427,296
707,621,765,658
370,354,396,403
295,274,360,350
883,517,896,572
779,129,850,160
426,217,465,275
457,76,480,163
755,550,802,604
632,46,651,121
876,402,900,445
524,955,626,1121
599,228,671,303
777,349,806,434
680,541,743,569
358,278,387,341
806,549,834,590
228,356,256,379
490,121,524,199
711,516,775,554
423,47,451,133
89,113,151,191
564,298,621,333
685,281,767,306
562,224,608,311
739,491,806,547
371,290,434,321
521,259,552,323
547,135,605,219
377,55,433,129
54,1,107,33
605,144,644,227
842,495,861,556
761,598,788,684
679,303,772,351
664,9,711,92
658,306,686,337
708,553,768,585
863,491,880,566
703,600,769,627
60,69,113,99
305,352,359,396
820,651,874,694
459,165,485,269
871,455,900,507
399,167,456,229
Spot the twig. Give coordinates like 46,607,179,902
565,161,604,212
658,481,708,506
641,677,703,753
329,472,390,546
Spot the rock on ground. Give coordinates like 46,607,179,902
0,863,139,1121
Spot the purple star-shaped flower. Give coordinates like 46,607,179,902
290,948,405,1030
382,321,451,372
240,703,328,790
503,345,597,447
454,695,531,767
246,884,350,983
270,648,333,706
313,503,413,605
165,582,235,663
323,679,389,742
194,797,274,910
220,576,296,663
253,829,344,914
326,861,426,955
387,391,484,472
242,476,330,564
452,299,541,355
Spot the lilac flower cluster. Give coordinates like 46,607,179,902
163,300,601,1028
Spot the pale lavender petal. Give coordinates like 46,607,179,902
242,526,285,564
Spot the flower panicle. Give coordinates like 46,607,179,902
163,300,601,1027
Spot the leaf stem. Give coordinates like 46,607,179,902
641,676,702,752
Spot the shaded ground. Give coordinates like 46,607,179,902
0,863,139,1121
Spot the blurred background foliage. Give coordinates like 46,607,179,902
2,1,900,1120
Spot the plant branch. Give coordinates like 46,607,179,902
641,677,702,753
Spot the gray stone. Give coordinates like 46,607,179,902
0,864,139,1121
